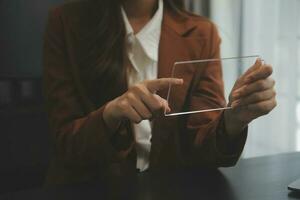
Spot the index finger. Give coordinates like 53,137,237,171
145,78,184,93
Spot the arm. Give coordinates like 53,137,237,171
43,8,132,172
184,23,247,167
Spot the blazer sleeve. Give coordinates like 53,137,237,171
43,8,131,171
185,23,247,167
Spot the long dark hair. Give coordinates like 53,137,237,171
79,0,185,106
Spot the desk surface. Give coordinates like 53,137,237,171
1,153,300,200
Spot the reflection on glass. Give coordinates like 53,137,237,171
165,55,261,116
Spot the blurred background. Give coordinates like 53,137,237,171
187,0,300,158
0,0,299,194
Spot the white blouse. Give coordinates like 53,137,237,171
121,0,163,171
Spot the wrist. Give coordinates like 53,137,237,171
224,110,248,138
103,101,121,132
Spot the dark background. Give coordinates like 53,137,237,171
0,0,63,194
0,0,63,76
0,0,210,195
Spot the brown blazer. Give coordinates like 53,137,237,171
43,0,247,185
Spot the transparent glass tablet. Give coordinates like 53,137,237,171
164,55,262,116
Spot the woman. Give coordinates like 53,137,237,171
43,0,276,184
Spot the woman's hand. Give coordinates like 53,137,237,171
224,58,277,138
103,78,183,131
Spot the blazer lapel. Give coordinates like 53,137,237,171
150,9,207,168
156,9,208,107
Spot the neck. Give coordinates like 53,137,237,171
122,0,158,20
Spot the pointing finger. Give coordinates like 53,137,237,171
145,78,183,93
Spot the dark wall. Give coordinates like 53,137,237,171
0,0,63,77
0,0,64,194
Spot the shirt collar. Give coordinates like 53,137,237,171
121,0,163,62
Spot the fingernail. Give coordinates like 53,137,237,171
257,57,261,63
245,77,252,83
235,84,247,94
165,105,171,113
174,79,183,85
233,91,241,98
255,58,260,65
231,100,240,108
